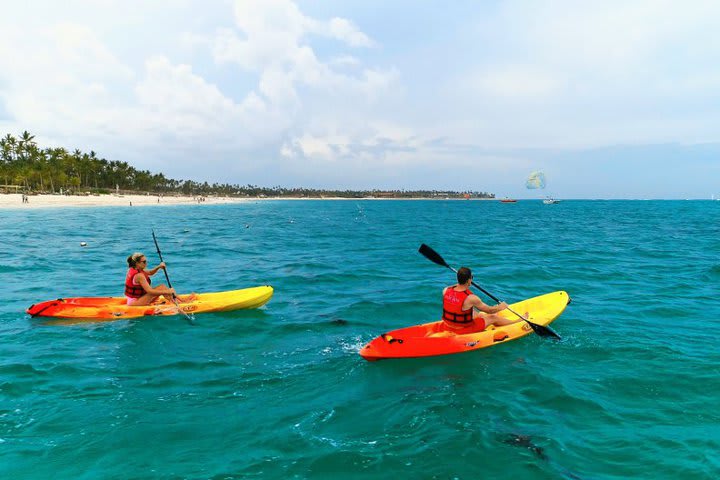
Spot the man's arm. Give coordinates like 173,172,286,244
468,295,507,314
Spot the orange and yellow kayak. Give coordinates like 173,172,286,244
26,285,273,321
359,291,569,361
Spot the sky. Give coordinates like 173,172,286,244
1,0,719,199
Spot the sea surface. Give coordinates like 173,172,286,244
1,200,719,479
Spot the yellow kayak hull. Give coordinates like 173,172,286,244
27,286,274,321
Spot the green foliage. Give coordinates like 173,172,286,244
0,132,495,199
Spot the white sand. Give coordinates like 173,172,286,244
0,193,249,209
0,193,496,209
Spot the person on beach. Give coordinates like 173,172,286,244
441,267,522,333
124,252,188,305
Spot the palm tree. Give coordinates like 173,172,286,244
17,131,36,169
19,131,35,145
0,135,11,187
88,150,99,188
71,149,82,187
45,147,66,192
2,134,17,174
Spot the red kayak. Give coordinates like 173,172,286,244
360,291,569,361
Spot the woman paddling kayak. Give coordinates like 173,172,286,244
125,252,192,306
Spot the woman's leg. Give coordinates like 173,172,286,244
129,293,160,306
176,293,197,303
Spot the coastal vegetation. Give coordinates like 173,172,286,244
0,131,494,199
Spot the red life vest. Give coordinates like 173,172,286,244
442,287,474,324
125,268,150,298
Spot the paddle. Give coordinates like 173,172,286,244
152,229,194,324
418,243,561,340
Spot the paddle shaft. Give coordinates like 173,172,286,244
152,230,194,324
152,231,174,290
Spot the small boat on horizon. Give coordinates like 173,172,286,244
500,198,517,203
543,197,560,204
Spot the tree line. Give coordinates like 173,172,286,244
0,131,495,199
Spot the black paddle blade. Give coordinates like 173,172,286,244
526,321,562,340
418,244,450,268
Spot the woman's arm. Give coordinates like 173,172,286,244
135,272,174,295
145,262,166,276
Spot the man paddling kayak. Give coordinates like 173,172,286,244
442,267,523,333
125,252,190,306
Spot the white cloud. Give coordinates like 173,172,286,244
293,134,342,159
326,17,375,47
465,66,563,99
0,23,134,89
329,55,362,68
0,22,135,145
212,0,386,98
136,57,235,115
131,56,302,155
205,0,400,164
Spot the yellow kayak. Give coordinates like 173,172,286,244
360,291,570,361
27,286,274,321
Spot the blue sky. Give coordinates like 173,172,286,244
1,0,719,198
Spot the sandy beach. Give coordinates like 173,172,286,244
0,193,498,209
0,193,249,209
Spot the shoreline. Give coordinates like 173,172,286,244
0,193,497,209
0,193,248,210
2,194,711,209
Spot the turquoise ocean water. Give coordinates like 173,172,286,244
1,200,719,479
